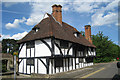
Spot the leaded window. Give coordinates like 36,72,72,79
60,41,68,49
26,59,34,65
26,41,35,48
54,57,63,67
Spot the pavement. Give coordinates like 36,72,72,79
51,61,118,79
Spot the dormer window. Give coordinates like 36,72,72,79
32,26,39,33
35,28,39,32
74,32,80,38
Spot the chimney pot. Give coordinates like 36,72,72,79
85,25,92,44
52,4,62,24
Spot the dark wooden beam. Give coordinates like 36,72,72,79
67,44,74,55
30,48,31,74
51,37,55,56
68,58,69,70
72,58,73,70
34,47,35,73
38,58,47,69
23,60,24,73
46,58,49,74
37,59,38,74
26,45,27,74
18,43,25,73
40,39,53,55
54,42,63,55
18,43,25,55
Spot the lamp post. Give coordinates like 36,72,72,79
14,52,18,80
117,62,120,75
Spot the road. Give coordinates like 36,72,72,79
52,61,118,79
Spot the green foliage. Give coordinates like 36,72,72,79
92,31,120,63
2,39,19,55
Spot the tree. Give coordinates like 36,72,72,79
92,31,120,62
80,31,85,37
2,39,19,55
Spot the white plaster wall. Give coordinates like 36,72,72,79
19,43,26,58
56,68,59,73
88,51,91,56
48,59,55,74
31,48,34,57
35,58,37,73
31,66,34,73
27,65,30,74
63,59,66,71
27,49,30,57
19,59,27,74
49,59,52,74
79,63,82,68
52,59,55,74
69,58,72,70
38,58,46,74
59,67,62,72
19,59,23,73
64,49,68,55
54,40,73,55
23,59,26,73
93,49,96,56
73,58,75,70
35,39,51,57
66,59,68,71
54,40,61,55
69,48,73,55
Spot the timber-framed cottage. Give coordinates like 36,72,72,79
17,4,96,74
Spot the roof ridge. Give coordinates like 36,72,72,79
48,14,54,36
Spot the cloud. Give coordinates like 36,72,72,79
4,0,119,28
10,31,28,40
5,17,26,29
72,2,100,13
0,31,28,41
91,12,117,26
90,0,119,26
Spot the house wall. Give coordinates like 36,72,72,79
35,39,51,57
19,43,26,58
54,40,73,55
19,38,96,74
19,38,51,74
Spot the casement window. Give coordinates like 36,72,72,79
79,58,83,63
26,59,34,65
54,57,63,67
91,48,94,52
32,26,39,33
60,41,68,49
74,32,80,38
85,57,93,63
26,41,35,48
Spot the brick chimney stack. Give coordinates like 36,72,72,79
52,4,62,24
85,25,92,44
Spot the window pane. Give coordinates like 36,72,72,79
60,41,68,49
54,57,63,67
26,59,34,65
26,41,35,48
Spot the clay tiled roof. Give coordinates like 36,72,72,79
17,13,96,48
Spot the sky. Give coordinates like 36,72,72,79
1,0,119,45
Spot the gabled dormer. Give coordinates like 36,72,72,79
74,32,80,38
